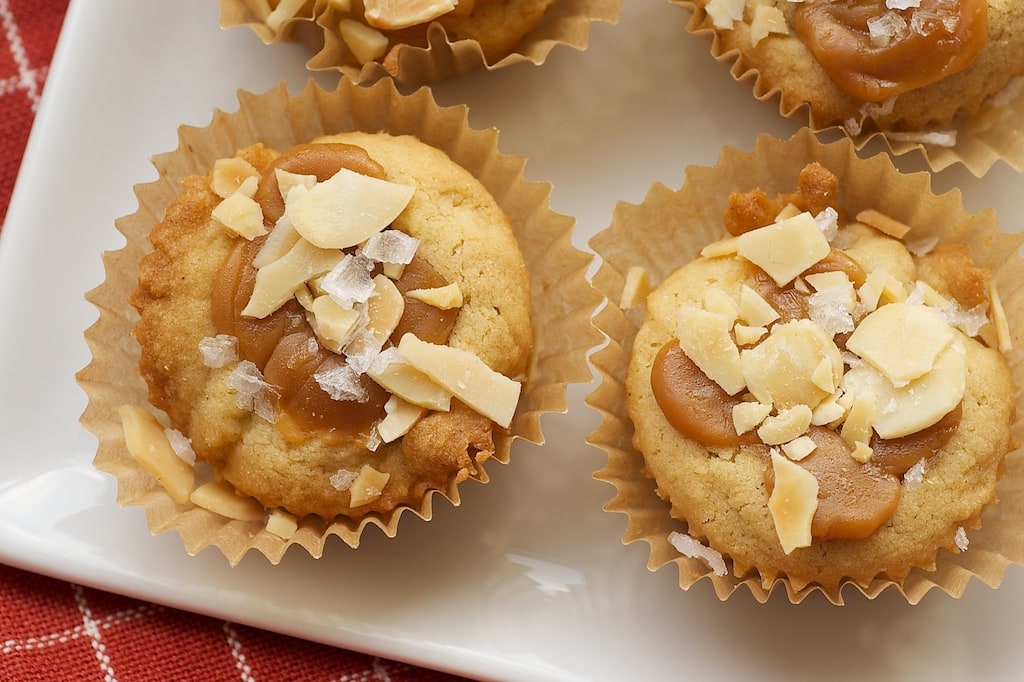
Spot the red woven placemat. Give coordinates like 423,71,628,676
0,2,467,679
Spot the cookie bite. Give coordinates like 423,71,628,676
219,0,622,85
588,130,1024,603
674,1,1024,175
79,79,601,563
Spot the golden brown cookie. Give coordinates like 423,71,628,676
623,166,1016,592
685,0,1024,132
131,131,533,521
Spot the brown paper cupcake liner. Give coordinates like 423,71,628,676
218,0,622,87
77,77,602,565
671,1,1024,178
586,127,1024,604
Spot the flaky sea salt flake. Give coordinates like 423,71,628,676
164,428,196,466
361,229,419,265
199,334,238,368
954,526,969,552
668,531,728,576
314,358,370,403
322,253,376,308
330,468,358,491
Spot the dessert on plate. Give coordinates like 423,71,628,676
219,0,622,85
588,129,1024,603
673,0,1024,175
78,78,601,564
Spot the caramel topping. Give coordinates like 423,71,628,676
651,339,760,447
795,0,988,103
766,427,901,540
264,331,389,442
750,249,867,325
390,256,460,346
210,142,461,443
211,237,307,369
870,402,962,476
254,143,386,225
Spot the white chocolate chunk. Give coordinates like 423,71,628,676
811,357,838,394
850,441,874,464
782,435,817,461
732,401,773,436
285,168,415,249
840,387,876,450
734,324,768,346
212,192,267,240
768,451,818,554
619,266,650,309
700,236,739,258
266,508,298,539
364,0,457,30
736,212,831,287
989,281,1012,352
119,405,195,505
211,157,260,199
846,302,955,387
738,284,780,327
376,395,427,443
363,274,406,345
309,295,361,353
750,4,789,46
811,395,846,426
840,339,966,438
397,334,522,429
857,269,890,314
348,464,390,507
253,217,302,269
674,306,746,395
243,238,345,318
276,169,317,200
406,282,464,310
856,209,911,239
338,19,389,64
757,405,813,446
190,481,265,521
741,319,843,410
366,348,453,411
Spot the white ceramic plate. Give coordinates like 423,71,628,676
3,1,1024,680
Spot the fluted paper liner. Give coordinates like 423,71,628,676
671,1,1024,177
586,128,1024,605
218,0,622,87
77,77,602,565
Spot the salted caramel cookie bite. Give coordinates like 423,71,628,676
588,131,1024,603
675,1,1024,174
218,0,621,85
80,80,602,564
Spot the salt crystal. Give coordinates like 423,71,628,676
361,229,419,265
814,207,840,243
344,328,384,374
366,427,382,453
886,0,920,9
164,428,196,466
322,253,375,308
867,11,908,47
809,286,855,337
330,468,358,491
314,358,370,403
228,360,278,421
369,346,402,375
668,531,728,576
199,334,238,368
941,300,988,338
954,526,969,552
904,459,926,489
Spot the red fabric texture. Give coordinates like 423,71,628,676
0,2,467,680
